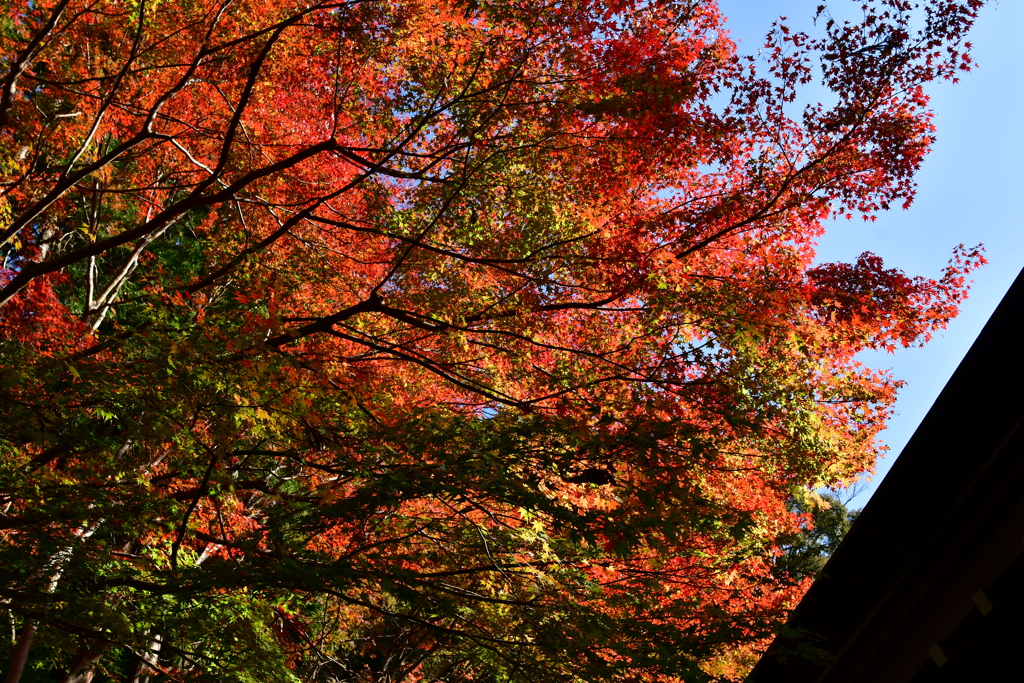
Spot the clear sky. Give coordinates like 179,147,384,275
715,0,1024,508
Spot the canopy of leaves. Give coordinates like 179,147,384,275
775,493,861,583
0,0,984,681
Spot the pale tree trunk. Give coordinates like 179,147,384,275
58,642,110,683
83,203,171,333
125,634,162,683
124,543,206,682
4,519,104,683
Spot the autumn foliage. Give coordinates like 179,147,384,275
0,0,985,681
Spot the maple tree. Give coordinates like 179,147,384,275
0,0,986,681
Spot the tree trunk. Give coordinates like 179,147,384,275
4,620,36,683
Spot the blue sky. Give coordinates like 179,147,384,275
716,0,1024,508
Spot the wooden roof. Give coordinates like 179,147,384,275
748,268,1024,682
